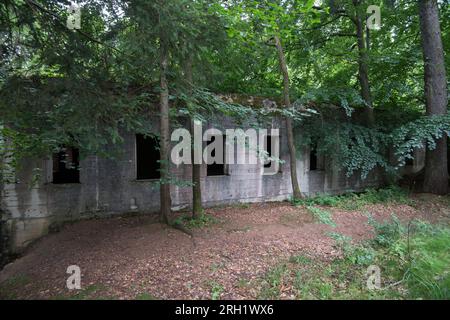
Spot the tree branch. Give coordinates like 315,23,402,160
24,0,121,53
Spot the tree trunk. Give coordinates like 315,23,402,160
353,0,375,126
184,55,203,218
419,0,449,195
190,120,202,218
274,35,303,199
159,35,172,224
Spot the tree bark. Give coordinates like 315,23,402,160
353,0,375,126
190,119,202,218
184,55,202,218
419,0,449,195
159,35,172,224
274,35,303,199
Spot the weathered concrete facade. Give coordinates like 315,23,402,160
1,116,387,259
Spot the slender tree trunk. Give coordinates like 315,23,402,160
190,120,202,218
274,35,302,199
184,55,202,218
353,0,375,126
159,35,171,224
419,0,449,195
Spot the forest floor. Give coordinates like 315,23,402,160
0,192,449,300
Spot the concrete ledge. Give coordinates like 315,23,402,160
9,217,52,253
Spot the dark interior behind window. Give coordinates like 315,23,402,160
136,134,160,180
264,135,272,168
207,135,226,176
53,147,80,184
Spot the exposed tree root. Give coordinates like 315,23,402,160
170,221,197,248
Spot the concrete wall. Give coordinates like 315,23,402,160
0,117,385,255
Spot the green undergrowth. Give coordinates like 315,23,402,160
0,275,31,299
291,186,412,211
174,212,219,229
257,218,449,300
306,206,336,227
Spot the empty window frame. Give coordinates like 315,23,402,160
206,135,226,176
52,147,80,184
309,144,325,171
405,158,414,166
264,135,273,169
136,134,161,180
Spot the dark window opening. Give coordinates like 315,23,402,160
310,147,318,171
309,144,324,171
207,135,226,176
264,135,272,168
405,158,414,166
53,147,80,184
136,134,160,180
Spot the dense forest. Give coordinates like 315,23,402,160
0,0,449,302
2,0,448,221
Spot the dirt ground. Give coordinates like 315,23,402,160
0,194,448,300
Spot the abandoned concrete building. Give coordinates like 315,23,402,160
0,97,427,264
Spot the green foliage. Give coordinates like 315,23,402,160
405,228,450,299
1,0,449,187
368,214,405,247
296,106,450,180
258,252,398,299
289,255,312,265
174,213,218,230
208,280,224,300
371,220,450,300
328,231,376,266
256,220,449,300
258,263,289,299
0,77,153,160
296,87,365,117
135,292,157,300
327,231,353,246
337,219,450,300
306,206,336,227
292,186,411,211
0,274,31,300
391,114,450,168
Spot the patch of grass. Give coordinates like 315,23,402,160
405,229,450,299
208,281,224,300
234,202,251,209
307,206,336,227
135,292,157,300
258,264,288,299
368,214,404,247
0,274,31,299
174,213,219,229
370,220,450,299
259,219,449,300
237,278,250,288
291,186,411,211
289,255,312,265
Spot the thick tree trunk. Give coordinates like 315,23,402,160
353,0,375,126
159,36,172,224
274,35,303,199
184,55,202,218
419,0,449,195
